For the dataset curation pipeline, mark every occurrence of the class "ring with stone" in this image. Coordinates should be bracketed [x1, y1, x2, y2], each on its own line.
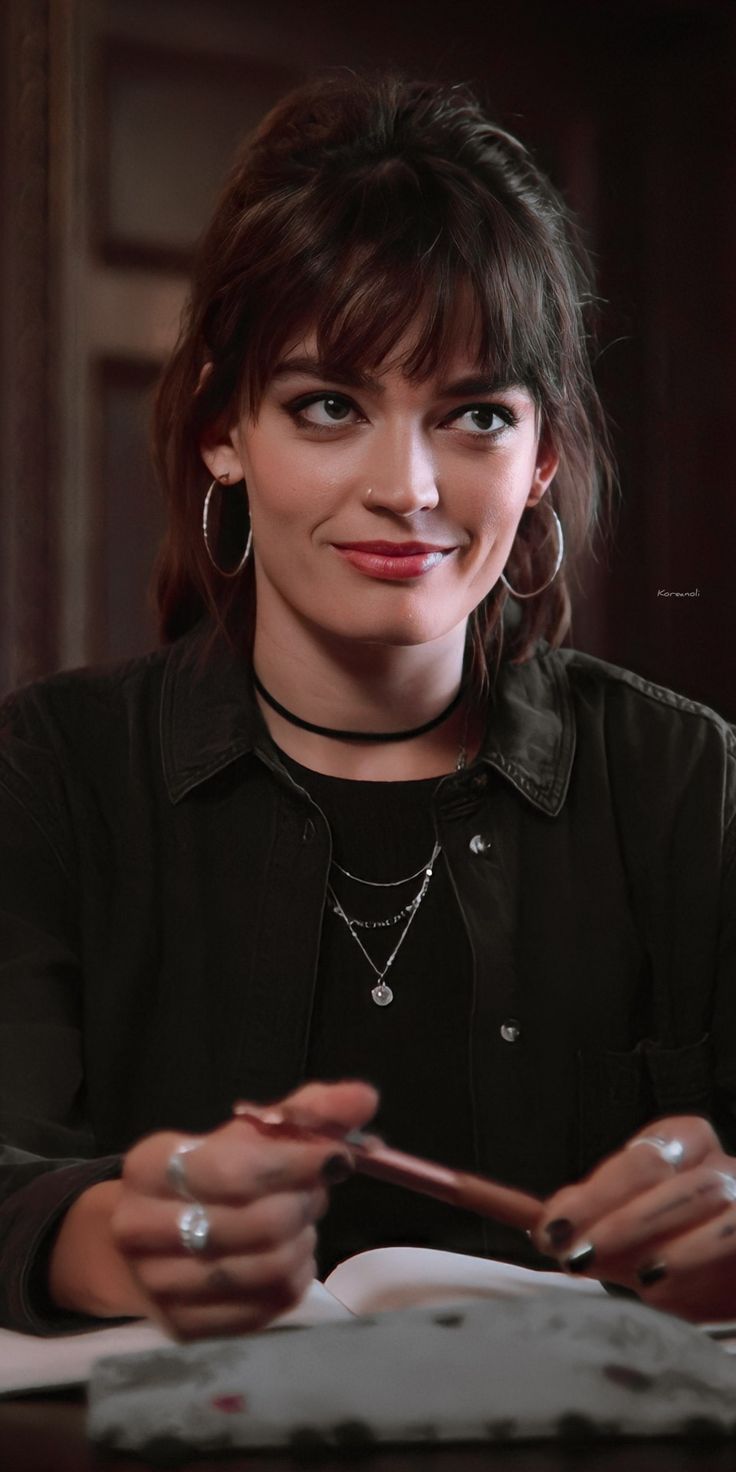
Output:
[178, 1202, 211, 1255]
[626, 1134, 686, 1171]
[166, 1139, 202, 1201]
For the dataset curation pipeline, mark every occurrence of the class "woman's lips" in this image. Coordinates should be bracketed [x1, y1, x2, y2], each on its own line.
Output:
[332, 542, 454, 581]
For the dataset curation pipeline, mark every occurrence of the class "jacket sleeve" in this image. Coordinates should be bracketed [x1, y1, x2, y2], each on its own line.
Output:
[0, 692, 121, 1333]
[713, 798, 736, 1149]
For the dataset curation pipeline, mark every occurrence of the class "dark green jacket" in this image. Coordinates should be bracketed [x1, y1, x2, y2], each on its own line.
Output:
[0, 623, 734, 1331]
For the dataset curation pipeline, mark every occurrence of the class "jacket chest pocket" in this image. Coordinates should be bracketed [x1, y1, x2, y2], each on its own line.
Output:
[576, 1033, 714, 1176]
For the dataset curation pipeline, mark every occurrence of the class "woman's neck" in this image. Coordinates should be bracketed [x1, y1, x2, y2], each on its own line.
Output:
[251, 624, 482, 780]
[262, 698, 483, 780]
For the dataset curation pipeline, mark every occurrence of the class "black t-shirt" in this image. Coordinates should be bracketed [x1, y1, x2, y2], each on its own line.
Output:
[276, 748, 486, 1277]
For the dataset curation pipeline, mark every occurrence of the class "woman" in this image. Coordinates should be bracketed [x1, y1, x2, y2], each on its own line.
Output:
[0, 72, 734, 1341]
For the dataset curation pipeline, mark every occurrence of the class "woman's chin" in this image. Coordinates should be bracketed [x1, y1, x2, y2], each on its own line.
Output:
[320, 616, 458, 649]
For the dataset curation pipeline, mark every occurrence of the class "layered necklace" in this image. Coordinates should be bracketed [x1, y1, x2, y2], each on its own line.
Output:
[255, 670, 470, 1007]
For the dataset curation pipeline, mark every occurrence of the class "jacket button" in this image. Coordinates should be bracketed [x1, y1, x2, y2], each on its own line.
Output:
[469, 833, 492, 855]
[302, 818, 316, 842]
[500, 1019, 521, 1043]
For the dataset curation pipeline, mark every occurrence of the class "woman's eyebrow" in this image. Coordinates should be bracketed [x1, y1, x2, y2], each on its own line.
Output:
[271, 356, 523, 399]
[440, 375, 523, 398]
[271, 356, 380, 390]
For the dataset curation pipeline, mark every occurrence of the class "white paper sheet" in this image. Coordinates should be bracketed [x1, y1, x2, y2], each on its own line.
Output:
[0, 1278, 347, 1395]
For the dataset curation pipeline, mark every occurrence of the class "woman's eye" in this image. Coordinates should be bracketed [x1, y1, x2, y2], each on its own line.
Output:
[451, 404, 516, 435]
[291, 394, 358, 427]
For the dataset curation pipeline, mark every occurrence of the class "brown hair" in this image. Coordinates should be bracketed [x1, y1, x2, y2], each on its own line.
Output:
[152, 70, 613, 689]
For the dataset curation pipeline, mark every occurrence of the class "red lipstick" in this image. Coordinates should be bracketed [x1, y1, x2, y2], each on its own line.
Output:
[332, 541, 454, 581]
[335, 541, 450, 555]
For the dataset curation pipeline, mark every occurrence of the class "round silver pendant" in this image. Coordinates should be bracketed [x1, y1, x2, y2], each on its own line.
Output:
[371, 983, 393, 1007]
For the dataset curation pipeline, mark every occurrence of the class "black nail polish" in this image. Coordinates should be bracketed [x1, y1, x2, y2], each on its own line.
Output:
[565, 1242, 596, 1273]
[545, 1218, 575, 1249]
[637, 1261, 667, 1287]
[321, 1153, 354, 1184]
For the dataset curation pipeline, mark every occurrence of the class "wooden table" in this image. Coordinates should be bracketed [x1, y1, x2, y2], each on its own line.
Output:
[4, 1394, 736, 1472]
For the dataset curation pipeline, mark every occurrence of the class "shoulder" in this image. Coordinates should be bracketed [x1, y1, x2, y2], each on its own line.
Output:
[0, 644, 169, 753]
[0, 646, 174, 867]
[543, 645, 736, 850]
[536, 644, 734, 744]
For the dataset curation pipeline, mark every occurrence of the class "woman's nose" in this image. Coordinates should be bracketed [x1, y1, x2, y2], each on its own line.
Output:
[361, 431, 439, 515]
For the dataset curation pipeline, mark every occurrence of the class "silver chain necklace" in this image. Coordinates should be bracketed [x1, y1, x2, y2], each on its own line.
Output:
[328, 841, 441, 1006]
[328, 712, 470, 1007]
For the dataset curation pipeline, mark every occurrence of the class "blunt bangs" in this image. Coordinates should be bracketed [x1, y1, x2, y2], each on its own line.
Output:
[208, 150, 559, 425]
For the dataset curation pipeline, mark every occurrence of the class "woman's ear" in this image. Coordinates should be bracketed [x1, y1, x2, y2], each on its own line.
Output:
[525, 435, 559, 509]
[196, 362, 246, 484]
[199, 428, 245, 487]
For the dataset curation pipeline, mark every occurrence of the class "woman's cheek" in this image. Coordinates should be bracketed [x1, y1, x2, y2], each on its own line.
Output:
[249, 456, 351, 526]
[463, 478, 521, 545]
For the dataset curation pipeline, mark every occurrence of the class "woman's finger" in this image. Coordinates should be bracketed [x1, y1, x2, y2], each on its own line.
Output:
[552, 1163, 736, 1280]
[153, 1256, 317, 1341]
[113, 1185, 328, 1257]
[125, 1080, 379, 1204]
[277, 1078, 380, 1132]
[131, 1223, 319, 1307]
[124, 1118, 354, 1204]
[534, 1116, 721, 1257]
[633, 1204, 736, 1322]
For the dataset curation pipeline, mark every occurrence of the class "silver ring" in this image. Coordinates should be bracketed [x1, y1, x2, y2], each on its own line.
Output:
[714, 1171, 736, 1202]
[178, 1203, 211, 1255]
[627, 1134, 686, 1171]
[166, 1139, 202, 1201]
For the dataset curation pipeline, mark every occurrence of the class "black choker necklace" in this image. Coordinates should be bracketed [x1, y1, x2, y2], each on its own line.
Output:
[252, 670, 466, 744]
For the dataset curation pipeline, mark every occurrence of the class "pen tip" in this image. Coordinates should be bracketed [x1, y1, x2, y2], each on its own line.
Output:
[344, 1127, 381, 1148]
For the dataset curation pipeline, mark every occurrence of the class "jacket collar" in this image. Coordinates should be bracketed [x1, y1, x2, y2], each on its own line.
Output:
[160, 622, 575, 817]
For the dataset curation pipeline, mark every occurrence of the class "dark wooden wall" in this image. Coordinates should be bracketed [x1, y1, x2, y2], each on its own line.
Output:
[583, 2, 736, 716]
[1, 0, 734, 717]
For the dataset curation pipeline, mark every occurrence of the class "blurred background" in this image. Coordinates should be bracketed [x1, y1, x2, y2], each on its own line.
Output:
[1, 0, 734, 717]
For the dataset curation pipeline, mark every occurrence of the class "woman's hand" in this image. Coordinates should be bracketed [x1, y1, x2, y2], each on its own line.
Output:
[533, 1116, 736, 1322]
[112, 1079, 378, 1339]
[51, 1079, 377, 1340]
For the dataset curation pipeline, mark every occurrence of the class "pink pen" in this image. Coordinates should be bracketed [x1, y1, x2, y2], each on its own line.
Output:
[233, 1102, 541, 1233]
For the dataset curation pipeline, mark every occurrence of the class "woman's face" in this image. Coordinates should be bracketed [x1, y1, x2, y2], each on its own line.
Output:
[203, 319, 559, 652]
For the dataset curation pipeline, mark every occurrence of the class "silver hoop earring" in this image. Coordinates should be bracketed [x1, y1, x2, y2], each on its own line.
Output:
[202, 477, 252, 578]
[500, 506, 564, 600]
